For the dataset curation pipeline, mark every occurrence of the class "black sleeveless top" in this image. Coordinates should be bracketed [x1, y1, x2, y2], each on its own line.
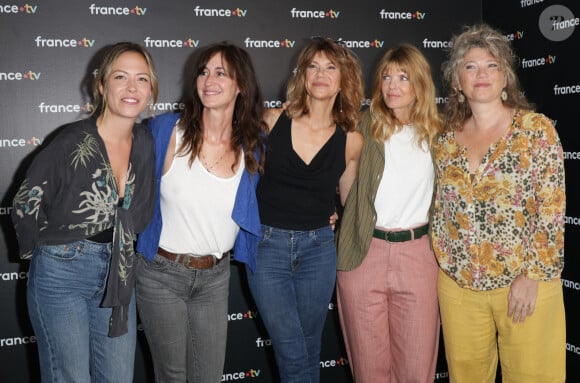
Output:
[257, 113, 347, 230]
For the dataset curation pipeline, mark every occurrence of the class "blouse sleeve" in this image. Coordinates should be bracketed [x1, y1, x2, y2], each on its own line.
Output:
[524, 113, 565, 280]
[11, 139, 64, 259]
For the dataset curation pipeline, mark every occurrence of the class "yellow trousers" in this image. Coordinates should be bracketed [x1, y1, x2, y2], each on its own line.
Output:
[438, 270, 566, 383]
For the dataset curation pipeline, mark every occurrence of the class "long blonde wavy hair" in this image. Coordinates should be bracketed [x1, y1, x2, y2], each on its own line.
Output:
[369, 43, 442, 147]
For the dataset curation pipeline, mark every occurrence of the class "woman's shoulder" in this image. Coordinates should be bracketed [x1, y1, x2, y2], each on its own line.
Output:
[345, 129, 363, 153]
[28, 119, 96, 163]
[518, 109, 550, 123]
[433, 127, 455, 150]
[50, 118, 95, 143]
[145, 112, 181, 143]
[263, 108, 284, 132]
[516, 109, 555, 134]
[148, 112, 181, 130]
[359, 108, 373, 127]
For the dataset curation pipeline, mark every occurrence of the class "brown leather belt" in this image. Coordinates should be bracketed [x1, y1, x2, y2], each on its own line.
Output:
[157, 247, 229, 270]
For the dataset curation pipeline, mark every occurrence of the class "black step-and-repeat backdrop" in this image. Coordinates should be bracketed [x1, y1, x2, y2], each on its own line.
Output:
[0, 1, 577, 382]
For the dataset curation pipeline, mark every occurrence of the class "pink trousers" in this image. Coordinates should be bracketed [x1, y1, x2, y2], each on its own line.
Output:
[337, 234, 440, 383]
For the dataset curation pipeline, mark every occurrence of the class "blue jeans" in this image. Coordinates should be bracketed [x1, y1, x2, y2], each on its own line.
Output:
[246, 225, 337, 383]
[136, 252, 230, 383]
[27, 239, 136, 383]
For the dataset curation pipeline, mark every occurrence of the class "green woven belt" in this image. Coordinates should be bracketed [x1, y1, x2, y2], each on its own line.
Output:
[372, 223, 429, 243]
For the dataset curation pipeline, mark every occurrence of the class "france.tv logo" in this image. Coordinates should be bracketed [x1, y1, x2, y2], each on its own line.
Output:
[89, 4, 147, 16]
[193, 6, 247, 17]
[0, 4, 38, 14]
[0, 70, 41, 81]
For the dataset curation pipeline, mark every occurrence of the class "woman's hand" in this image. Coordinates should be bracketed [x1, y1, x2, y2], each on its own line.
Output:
[507, 274, 539, 324]
[329, 211, 339, 231]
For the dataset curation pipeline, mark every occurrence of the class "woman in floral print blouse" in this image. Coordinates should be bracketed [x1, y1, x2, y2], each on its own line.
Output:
[431, 24, 566, 382]
[12, 42, 158, 382]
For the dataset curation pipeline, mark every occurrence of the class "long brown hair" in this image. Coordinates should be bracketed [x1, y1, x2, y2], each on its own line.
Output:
[177, 42, 266, 174]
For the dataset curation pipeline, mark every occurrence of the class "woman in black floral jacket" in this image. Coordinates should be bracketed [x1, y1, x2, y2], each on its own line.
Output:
[12, 42, 158, 382]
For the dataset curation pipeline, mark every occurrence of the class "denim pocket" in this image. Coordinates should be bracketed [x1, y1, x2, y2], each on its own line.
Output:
[143, 253, 170, 271]
[259, 225, 273, 245]
[39, 242, 82, 260]
[313, 227, 335, 246]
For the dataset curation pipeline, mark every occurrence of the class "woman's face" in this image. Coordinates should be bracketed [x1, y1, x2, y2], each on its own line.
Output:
[381, 66, 416, 123]
[458, 47, 507, 105]
[100, 51, 152, 121]
[196, 52, 240, 111]
[304, 51, 342, 102]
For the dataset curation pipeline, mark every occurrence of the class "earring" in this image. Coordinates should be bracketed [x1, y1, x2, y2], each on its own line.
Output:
[338, 91, 343, 113]
[457, 91, 465, 104]
[501, 90, 508, 101]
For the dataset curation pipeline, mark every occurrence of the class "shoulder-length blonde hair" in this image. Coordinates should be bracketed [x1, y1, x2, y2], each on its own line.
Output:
[369, 43, 441, 146]
[92, 42, 159, 118]
[442, 23, 533, 131]
[285, 38, 364, 132]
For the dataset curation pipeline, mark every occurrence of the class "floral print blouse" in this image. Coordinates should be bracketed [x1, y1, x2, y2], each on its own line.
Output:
[12, 117, 155, 335]
[431, 110, 565, 290]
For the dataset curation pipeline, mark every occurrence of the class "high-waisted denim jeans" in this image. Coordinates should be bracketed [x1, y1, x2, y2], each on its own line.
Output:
[27, 239, 136, 383]
[136, 251, 230, 383]
[246, 225, 337, 383]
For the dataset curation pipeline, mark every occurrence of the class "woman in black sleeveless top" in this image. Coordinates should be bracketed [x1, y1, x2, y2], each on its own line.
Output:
[246, 38, 364, 383]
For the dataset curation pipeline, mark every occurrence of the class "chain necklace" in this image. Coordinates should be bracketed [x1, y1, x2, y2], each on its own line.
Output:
[199, 148, 228, 173]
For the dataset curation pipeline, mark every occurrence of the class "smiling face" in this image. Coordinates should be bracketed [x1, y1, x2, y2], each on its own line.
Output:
[99, 51, 152, 122]
[381, 66, 416, 123]
[458, 47, 507, 105]
[196, 52, 240, 111]
[304, 51, 342, 102]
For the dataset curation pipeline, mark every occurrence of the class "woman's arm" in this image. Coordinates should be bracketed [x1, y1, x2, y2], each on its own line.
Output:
[508, 113, 565, 323]
[338, 130, 363, 206]
[12, 138, 63, 258]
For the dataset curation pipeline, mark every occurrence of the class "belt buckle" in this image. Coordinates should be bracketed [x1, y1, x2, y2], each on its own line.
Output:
[178, 253, 193, 269]
[384, 231, 395, 242]
[189, 254, 215, 269]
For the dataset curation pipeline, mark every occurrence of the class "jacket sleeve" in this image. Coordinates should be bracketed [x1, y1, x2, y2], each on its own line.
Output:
[135, 113, 181, 259]
[11, 139, 64, 259]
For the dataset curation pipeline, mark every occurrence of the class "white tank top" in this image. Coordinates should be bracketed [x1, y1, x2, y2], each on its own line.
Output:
[158, 128, 244, 258]
[374, 125, 434, 229]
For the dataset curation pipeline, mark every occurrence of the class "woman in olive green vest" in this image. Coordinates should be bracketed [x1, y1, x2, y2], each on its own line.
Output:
[336, 43, 442, 383]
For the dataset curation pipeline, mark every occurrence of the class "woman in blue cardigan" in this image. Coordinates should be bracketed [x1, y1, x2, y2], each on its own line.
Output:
[136, 42, 266, 383]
